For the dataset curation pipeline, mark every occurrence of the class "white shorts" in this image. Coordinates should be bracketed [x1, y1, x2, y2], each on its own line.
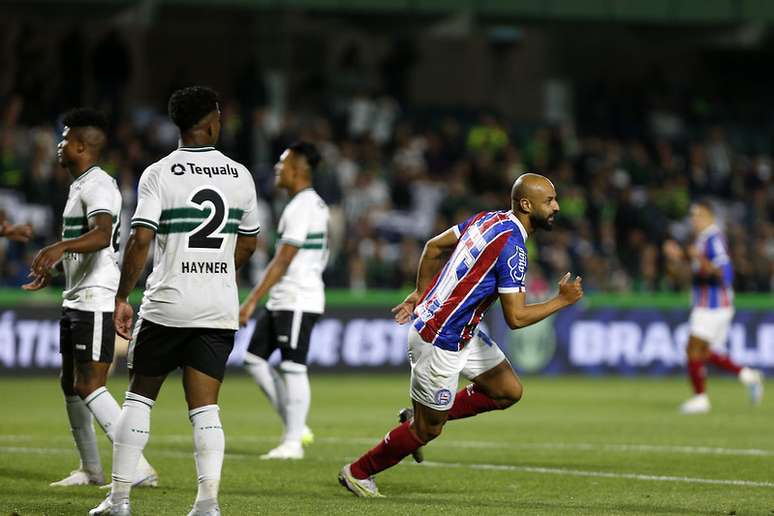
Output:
[689, 307, 734, 351]
[408, 326, 507, 411]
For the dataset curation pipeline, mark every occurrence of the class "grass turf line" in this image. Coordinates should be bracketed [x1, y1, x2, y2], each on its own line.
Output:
[0, 374, 771, 515]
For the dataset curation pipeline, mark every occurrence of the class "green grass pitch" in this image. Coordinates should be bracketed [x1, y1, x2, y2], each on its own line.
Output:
[1, 373, 771, 515]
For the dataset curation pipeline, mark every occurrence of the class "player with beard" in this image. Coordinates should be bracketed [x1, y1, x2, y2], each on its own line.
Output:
[339, 173, 584, 497]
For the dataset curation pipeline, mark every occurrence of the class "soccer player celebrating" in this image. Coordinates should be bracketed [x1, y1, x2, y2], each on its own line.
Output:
[239, 141, 329, 460]
[339, 173, 583, 497]
[663, 201, 764, 414]
[22, 108, 157, 488]
[90, 87, 259, 516]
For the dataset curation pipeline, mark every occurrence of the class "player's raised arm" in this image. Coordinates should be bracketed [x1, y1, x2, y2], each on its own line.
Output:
[392, 226, 459, 324]
[499, 272, 582, 330]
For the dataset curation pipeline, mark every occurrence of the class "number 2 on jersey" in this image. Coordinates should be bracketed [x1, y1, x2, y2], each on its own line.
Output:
[186, 186, 228, 251]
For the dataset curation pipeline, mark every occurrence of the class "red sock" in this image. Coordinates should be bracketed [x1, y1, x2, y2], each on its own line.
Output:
[707, 352, 742, 374]
[350, 421, 424, 480]
[448, 384, 500, 421]
[687, 359, 707, 394]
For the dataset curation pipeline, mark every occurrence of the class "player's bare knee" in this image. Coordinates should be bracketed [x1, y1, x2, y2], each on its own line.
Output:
[500, 382, 523, 407]
[74, 377, 103, 399]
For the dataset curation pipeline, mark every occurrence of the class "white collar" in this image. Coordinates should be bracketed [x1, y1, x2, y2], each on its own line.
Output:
[698, 224, 719, 238]
[508, 211, 528, 241]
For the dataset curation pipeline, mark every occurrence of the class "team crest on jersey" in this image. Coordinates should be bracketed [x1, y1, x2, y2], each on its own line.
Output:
[171, 163, 186, 175]
[434, 389, 453, 406]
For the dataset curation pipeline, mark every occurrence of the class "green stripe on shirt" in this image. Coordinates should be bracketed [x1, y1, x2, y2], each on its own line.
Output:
[159, 207, 245, 221]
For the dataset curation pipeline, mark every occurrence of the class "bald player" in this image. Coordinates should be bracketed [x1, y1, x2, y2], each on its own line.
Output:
[339, 173, 584, 497]
[23, 108, 158, 488]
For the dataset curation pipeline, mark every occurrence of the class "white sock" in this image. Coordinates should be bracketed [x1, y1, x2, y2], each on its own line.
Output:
[280, 361, 310, 444]
[65, 395, 102, 473]
[190, 404, 224, 504]
[244, 353, 287, 425]
[110, 392, 154, 503]
[84, 387, 154, 474]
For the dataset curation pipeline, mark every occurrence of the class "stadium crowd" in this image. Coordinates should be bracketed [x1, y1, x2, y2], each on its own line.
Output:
[0, 91, 772, 296]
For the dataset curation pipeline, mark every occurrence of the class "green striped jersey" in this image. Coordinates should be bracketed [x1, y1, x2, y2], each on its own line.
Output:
[268, 188, 329, 314]
[61, 166, 122, 312]
[131, 146, 261, 329]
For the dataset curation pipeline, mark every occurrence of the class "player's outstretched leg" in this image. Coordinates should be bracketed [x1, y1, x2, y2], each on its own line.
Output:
[398, 408, 423, 463]
[340, 403, 444, 497]
[681, 336, 711, 414]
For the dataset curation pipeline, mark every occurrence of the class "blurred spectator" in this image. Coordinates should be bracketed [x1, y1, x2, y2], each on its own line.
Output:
[0, 88, 771, 295]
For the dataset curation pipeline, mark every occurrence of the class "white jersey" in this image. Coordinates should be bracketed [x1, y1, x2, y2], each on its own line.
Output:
[267, 188, 329, 314]
[61, 166, 122, 312]
[131, 146, 261, 330]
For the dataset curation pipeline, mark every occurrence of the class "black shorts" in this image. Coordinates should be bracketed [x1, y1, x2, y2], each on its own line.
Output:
[60, 308, 115, 363]
[129, 318, 235, 382]
[245, 308, 320, 365]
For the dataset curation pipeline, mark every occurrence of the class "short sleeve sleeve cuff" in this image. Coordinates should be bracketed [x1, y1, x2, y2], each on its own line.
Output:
[238, 226, 261, 236]
[498, 286, 526, 294]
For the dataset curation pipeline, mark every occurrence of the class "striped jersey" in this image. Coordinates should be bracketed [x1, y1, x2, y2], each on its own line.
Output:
[61, 166, 122, 312]
[131, 146, 261, 330]
[414, 210, 529, 351]
[267, 188, 329, 314]
[692, 224, 734, 309]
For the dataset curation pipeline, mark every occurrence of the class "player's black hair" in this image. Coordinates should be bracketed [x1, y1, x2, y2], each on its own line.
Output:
[288, 141, 321, 171]
[168, 86, 220, 133]
[61, 108, 108, 133]
[692, 198, 715, 214]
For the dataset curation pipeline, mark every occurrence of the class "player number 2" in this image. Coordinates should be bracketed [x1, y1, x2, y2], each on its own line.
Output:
[187, 188, 227, 250]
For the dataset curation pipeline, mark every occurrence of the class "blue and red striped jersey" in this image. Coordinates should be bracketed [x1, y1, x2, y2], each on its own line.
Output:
[413, 210, 529, 351]
[692, 225, 734, 309]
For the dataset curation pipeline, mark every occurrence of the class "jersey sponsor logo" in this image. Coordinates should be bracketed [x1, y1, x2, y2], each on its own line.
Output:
[507, 246, 527, 283]
[171, 162, 239, 178]
[434, 388, 453, 406]
[75, 344, 87, 350]
[180, 261, 228, 274]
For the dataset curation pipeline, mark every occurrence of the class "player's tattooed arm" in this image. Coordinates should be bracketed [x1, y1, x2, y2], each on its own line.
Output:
[500, 272, 583, 329]
[239, 243, 299, 326]
[114, 226, 155, 339]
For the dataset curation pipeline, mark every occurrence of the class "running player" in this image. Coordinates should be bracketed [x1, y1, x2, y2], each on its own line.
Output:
[90, 87, 259, 516]
[663, 201, 764, 414]
[239, 141, 329, 460]
[338, 173, 583, 497]
[22, 108, 157, 488]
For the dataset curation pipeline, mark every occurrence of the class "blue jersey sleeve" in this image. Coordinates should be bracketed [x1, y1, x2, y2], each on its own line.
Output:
[494, 233, 528, 294]
[706, 234, 733, 285]
[453, 212, 485, 238]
